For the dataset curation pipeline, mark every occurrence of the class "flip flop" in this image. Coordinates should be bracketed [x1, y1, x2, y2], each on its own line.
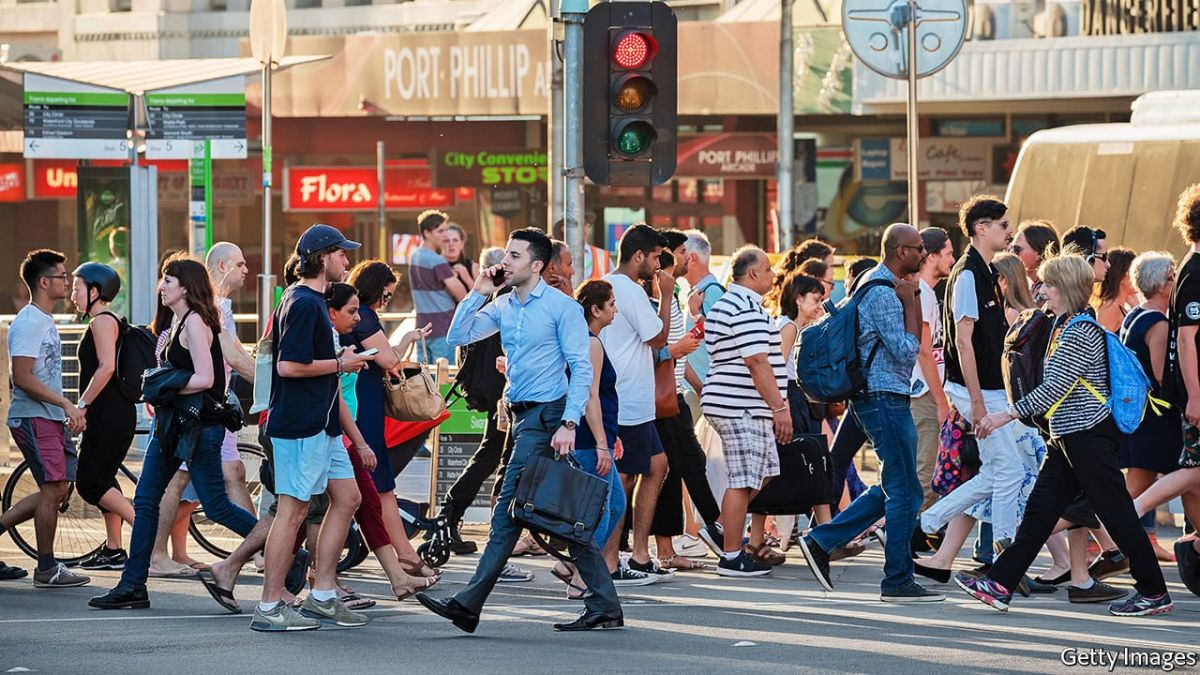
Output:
[148, 565, 196, 578]
[187, 562, 212, 571]
[196, 568, 241, 614]
[340, 594, 377, 610]
[0, 561, 28, 580]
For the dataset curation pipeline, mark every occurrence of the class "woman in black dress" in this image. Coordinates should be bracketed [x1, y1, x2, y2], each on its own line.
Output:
[71, 263, 137, 570]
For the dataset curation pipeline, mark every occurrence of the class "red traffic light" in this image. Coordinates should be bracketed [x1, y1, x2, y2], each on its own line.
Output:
[612, 31, 656, 70]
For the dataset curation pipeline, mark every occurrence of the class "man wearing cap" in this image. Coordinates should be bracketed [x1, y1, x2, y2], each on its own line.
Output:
[252, 224, 375, 632]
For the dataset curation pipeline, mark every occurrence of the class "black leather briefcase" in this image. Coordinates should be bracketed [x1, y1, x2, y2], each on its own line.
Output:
[511, 453, 608, 560]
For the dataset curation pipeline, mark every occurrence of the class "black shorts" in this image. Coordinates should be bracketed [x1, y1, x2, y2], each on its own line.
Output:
[615, 421, 665, 476]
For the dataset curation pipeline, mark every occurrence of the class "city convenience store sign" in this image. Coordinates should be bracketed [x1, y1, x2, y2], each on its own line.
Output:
[432, 149, 548, 187]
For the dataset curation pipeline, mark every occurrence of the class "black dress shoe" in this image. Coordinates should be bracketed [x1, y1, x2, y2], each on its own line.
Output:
[416, 593, 479, 633]
[912, 561, 951, 584]
[553, 610, 624, 631]
[88, 586, 150, 610]
[1036, 569, 1071, 586]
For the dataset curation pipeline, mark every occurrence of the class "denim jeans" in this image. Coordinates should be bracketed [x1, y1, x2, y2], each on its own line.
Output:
[118, 422, 257, 591]
[974, 521, 994, 564]
[455, 399, 620, 617]
[424, 336, 457, 366]
[574, 447, 626, 546]
[808, 393, 921, 593]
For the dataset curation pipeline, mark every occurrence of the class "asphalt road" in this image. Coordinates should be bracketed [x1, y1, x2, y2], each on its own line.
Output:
[1, 533, 1197, 675]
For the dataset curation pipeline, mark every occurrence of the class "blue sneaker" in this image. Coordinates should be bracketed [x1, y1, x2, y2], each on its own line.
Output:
[953, 571, 1012, 612]
[1108, 592, 1173, 617]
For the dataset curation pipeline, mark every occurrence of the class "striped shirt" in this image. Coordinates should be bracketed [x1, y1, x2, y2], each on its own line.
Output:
[701, 283, 787, 420]
[669, 291, 687, 390]
[409, 246, 457, 339]
[1013, 313, 1111, 437]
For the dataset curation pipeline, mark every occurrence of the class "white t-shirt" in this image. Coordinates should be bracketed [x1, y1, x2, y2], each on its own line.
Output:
[7, 304, 65, 421]
[910, 277, 945, 397]
[599, 273, 662, 425]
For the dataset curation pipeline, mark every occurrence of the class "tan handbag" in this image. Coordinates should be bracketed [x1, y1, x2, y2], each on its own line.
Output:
[654, 358, 680, 419]
[384, 337, 448, 422]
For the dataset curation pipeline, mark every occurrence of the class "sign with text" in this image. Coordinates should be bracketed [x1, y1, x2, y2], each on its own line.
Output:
[1081, 0, 1200, 35]
[675, 133, 778, 178]
[431, 386, 492, 519]
[284, 163, 455, 212]
[23, 74, 131, 160]
[0, 163, 24, 202]
[145, 76, 248, 160]
[856, 137, 994, 182]
[432, 149, 548, 187]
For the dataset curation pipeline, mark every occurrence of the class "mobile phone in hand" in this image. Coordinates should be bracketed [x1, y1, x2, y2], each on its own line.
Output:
[358, 347, 379, 357]
[491, 267, 508, 286]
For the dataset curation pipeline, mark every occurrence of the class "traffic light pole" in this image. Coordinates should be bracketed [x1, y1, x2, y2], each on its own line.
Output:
[562, 0, 587, 288]
[777, 0, 795, 252]
[548, 0, 565, 231]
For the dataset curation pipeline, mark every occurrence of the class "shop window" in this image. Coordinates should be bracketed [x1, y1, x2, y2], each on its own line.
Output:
[931, 118, 1004, 137]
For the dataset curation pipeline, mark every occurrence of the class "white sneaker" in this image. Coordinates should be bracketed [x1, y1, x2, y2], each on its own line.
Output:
[673, 535, 708, 559]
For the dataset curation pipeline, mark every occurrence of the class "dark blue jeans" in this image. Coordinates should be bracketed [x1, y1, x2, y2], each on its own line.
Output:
[455, 398, 620, 617]
[809, 393, 922, 593]
[118, 422, 257, 591]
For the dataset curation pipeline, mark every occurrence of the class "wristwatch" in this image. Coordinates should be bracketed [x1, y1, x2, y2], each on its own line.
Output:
[77, 400, 88, 410]
[559, 420, 577, 431]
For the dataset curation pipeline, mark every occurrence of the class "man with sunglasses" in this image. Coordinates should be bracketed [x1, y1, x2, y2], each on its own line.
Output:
[0, 250, 90, 588]
[919, 196, 1028, 563]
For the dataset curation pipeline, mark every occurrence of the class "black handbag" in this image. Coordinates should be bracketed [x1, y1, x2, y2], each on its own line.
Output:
[749, 434, 835, 515]
[510, 453, 608, 562]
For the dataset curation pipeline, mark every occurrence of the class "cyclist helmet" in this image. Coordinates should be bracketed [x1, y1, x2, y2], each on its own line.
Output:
[73, 262, 121, 304]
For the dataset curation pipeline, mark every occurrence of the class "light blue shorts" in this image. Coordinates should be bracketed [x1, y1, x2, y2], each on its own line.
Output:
[270, 432, 355, 500]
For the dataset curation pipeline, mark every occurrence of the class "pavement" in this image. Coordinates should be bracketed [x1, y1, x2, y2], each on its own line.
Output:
[1, 527, 1198, 675]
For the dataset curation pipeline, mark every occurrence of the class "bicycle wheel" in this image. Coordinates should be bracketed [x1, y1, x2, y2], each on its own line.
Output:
[1, 461, 137, 565]
[188, 442, 266, 558]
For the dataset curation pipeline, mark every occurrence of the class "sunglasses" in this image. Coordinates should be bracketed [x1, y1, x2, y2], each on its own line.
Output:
[43, 274, 70, 282]
[895, 243, 926, 253]
[382, 290, 394, 302]
[1089, 252, 1108, 264]
[1010, 244, 1026, 255]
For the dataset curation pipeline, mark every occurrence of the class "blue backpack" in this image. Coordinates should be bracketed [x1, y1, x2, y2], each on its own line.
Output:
[1047, 314, 1167, 434]
[795, 278, 894, 404]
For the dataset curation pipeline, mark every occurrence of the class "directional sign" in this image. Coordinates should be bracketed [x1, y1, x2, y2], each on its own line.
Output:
[144, 76, 248, 160]
[23, 74, 131, 160]
[843, 0, 968, 80]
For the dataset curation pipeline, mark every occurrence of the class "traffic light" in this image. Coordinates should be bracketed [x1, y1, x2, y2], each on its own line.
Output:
[583, 1, 677, 187]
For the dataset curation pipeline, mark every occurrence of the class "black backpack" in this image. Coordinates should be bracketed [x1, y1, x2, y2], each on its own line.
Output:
[1001, 307, 1053, 432]
[99, 311, 157, 402]
[451, 332, 506, 412]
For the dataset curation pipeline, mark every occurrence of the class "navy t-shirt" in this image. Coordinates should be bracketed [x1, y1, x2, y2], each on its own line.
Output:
[345, 305, 386, 459]
[266, 284, 342, 439]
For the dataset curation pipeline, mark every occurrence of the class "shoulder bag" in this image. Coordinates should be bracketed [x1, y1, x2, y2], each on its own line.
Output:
[384, 336, 448, 422]
[510, 452, 609, 562]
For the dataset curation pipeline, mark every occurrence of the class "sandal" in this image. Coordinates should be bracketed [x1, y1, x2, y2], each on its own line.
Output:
[748, 543, 787, 567]
[392, 575, 438, 602]
[565, 580, 592, 601]
[340, 593, 377, 610]
[660, 555, 709, 572]
[196, 568, 241, 614]
[400, 557, 441, 579]
[550, 562, 577, 586]
[512, 535, 547, 557]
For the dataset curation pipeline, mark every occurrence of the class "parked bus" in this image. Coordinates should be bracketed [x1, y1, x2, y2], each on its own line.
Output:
[1006, 91, 1200, 256]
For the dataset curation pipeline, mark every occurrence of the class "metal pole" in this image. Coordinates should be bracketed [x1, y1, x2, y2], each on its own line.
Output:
[778, 0, 795, 252]
[258, 62, 276, 337]
[562, 0, 587, 288]
[548, 0, 565, 232]
[906, 0, 920, 228]
[377, 141, 386, 258]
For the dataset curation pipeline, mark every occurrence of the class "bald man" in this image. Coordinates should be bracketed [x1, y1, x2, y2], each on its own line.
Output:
[797, 223, 943, 603]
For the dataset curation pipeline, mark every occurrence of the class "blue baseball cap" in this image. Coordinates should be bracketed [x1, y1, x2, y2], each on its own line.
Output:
[297, 223, 361, 256]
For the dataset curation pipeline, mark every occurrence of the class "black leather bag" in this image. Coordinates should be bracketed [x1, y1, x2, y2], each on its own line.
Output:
[749, 434, 835, 515]
[510, 453, 608, 562]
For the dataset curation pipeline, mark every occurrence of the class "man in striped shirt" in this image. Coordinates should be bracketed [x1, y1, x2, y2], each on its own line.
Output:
[410, 210, 469, 365]
[702, 246, 791, 577]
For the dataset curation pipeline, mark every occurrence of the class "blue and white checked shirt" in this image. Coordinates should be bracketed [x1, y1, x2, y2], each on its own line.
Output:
[856, 264, 920, 396]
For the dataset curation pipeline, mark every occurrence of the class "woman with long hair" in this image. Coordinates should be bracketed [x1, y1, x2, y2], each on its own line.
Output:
[344, 260, 435, 579]
[1011, 220, 1060, 303]
[993, 252, 1036, 322]
[71, 263, 136, 571]
[91, 254, 260, 610]
[1097, 247, 1137, 332]
[443, 223, 479, 293]
[325, 282, 436, 600]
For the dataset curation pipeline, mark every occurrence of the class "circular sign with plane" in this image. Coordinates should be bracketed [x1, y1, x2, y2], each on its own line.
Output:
[843, 0, 968, 80]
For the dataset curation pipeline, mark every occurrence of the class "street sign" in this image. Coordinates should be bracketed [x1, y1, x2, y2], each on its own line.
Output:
[189, 140, 213, 258]
[22, 74, 131, 160]
[843, 0, 967, 80]
[144, 76, 248, 160]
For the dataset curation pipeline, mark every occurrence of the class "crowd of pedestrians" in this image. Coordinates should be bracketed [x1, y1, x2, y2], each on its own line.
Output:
[2, 189, 1199, 632]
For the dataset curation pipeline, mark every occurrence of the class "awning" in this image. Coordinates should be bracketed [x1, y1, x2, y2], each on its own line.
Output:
[0, 56, 328, 96]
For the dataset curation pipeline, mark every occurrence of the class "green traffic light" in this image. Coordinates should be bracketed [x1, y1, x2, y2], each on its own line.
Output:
[614, 122, 655, 157]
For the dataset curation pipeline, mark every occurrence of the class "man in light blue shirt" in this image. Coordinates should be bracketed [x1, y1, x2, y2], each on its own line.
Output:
[681, 230, 726, 384]
[417, 228, 622, 633]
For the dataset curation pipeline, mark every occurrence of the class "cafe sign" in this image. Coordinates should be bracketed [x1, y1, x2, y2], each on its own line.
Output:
[856, 137, 994, 182]
[432, 149, 548, 187]
[285, 163, 455, 212]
